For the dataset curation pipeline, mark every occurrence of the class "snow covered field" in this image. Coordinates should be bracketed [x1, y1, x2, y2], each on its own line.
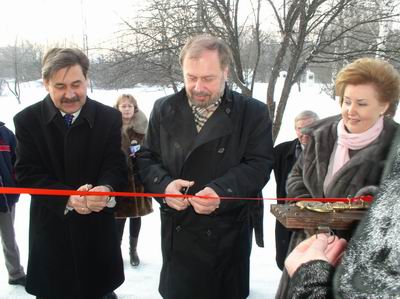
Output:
[1, 80, 396, 298]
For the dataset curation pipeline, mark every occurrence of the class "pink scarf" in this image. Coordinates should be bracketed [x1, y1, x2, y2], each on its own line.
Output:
[331, 116, 384, 176]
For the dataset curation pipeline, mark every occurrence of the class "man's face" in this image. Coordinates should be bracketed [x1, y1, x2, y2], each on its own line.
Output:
[44, 64, 88, 114]
[295, 117, 316, 145]
[182, 50, 228, 108]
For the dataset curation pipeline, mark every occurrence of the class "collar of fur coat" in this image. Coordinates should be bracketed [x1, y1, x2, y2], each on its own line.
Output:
[123, 110, 148, 135]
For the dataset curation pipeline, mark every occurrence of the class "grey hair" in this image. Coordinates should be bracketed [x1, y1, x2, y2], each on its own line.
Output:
[294, 110, 319, 123]
[179, 34, 233, 70]
[42, 48, 89, 80]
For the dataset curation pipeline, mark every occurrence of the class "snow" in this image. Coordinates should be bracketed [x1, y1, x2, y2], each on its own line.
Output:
[0, 81, 398, 298]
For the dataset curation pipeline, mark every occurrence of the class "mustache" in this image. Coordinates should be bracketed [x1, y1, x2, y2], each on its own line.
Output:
[61, 96, 80, 104]
[192, 91, 211, 97]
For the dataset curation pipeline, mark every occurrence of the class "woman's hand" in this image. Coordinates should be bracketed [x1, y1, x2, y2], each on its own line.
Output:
[285, 233, 347, 277]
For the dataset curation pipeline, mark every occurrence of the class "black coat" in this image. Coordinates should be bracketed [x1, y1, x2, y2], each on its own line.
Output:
[137, 87, 274, 299]
[0, 122, 19, 212]
[14, 95, 127, 299]
[273, 138, 299, 270]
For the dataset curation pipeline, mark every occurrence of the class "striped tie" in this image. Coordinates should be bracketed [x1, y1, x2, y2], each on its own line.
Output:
[63, 114, 74, 128]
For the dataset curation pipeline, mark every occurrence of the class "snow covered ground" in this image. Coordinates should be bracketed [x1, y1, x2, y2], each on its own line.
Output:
[1, 81, 397, 298]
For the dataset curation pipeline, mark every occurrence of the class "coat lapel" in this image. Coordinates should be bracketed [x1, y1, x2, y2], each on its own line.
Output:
[162, 87, 234, 155]
[192, 105, 232, 149]
[162, 91, 197, 153]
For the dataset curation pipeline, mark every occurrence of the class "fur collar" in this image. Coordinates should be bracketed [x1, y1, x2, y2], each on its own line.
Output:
[123, 110, 148, 135]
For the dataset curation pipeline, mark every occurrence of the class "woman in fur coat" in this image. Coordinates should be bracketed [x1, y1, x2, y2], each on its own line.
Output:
[114, 94, 153, 266]
[285, 129, 400, 298]
[275, 58, 400, 298]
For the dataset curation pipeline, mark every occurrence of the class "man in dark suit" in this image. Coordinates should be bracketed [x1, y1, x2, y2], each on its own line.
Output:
[273, 110, 319, 270]
[14, 48, 127, 299]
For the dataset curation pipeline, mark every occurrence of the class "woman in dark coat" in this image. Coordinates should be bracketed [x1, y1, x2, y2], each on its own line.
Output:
[114, 94, 152, 266]
[286, 129, 400, 298]
[276, 57, 400, 298]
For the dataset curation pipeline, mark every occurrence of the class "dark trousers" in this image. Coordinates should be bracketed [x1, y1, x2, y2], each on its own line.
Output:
[115, 217, 141, 243]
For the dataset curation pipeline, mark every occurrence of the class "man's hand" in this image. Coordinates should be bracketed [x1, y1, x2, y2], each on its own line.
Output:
[189, 187, 220, 215]
[285, 233, 347, 277]
[67, 184, 92, 215]
[86, 185, 111, 212]
[164, 179, 194, 211]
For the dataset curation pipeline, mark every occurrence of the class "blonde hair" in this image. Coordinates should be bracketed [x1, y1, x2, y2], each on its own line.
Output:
[335, 58, 400, 117]
[114, 94, 138, 109]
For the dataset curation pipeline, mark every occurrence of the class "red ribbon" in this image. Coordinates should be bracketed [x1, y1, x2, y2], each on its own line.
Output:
[0, 187, 373, 203]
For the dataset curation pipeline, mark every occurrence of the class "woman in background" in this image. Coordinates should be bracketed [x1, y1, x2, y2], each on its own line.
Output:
[276, 57, 400, 298]
[114, 94, 152, 266]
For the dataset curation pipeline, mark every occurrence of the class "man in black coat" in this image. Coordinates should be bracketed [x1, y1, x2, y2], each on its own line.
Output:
[273, 110, 318, 270]
[0, 122, 26, 287]
[137, 35, 274, 299]
[14, 48, 127, 299]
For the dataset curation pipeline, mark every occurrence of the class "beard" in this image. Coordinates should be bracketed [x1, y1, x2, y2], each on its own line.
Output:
[187, 83, 225, 108]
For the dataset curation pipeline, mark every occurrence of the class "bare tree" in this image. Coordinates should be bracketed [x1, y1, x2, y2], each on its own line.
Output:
[95, 0, 400, 142]
[198, 0, 264, 96]
[95, 0, 266, 95]
[266, 0, 400, 141]
[98, 0, 201, 92]
[0, 39, 43, 103]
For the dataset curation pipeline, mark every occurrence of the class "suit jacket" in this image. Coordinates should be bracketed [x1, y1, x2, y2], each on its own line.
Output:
[273, 138, 299, 270]
[14, 95, 127, 299]
[137, 87, 274, 299]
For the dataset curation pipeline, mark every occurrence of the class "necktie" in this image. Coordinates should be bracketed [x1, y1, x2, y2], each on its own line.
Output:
[64, 114, 74, 128]
[295, 142, 302, 159]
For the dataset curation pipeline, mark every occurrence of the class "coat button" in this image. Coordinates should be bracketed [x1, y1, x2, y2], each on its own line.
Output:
[153, 176, 159, 183]
[225, 108, 231, 114]
[227, 188, 233, 193]
[176, 225, 182, 232]
[217, 147, 225, 154]
[206, 229, 212, 236]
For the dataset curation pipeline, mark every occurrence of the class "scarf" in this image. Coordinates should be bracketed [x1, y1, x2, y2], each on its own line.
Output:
[331, 116, 384, 176]
[190, 98, 221, 132]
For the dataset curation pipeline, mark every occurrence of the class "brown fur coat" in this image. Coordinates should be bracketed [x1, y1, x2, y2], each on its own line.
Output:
[115, 109, 153, 218]
[287, 115, 398, 199]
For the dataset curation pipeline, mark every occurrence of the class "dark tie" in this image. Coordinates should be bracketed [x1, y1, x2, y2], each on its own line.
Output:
[63, 114, 74, 128]
[295, 142, 302, 159]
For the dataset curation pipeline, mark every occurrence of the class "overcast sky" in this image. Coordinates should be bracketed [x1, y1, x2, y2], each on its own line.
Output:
[0, 0, 142, 47]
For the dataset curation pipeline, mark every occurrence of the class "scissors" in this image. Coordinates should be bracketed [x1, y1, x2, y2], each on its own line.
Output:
[182, 185, 190, 199]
